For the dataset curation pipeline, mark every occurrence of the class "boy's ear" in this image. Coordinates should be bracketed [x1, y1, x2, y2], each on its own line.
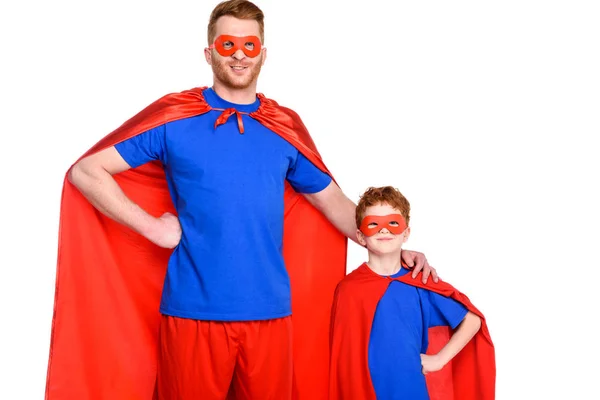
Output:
[357, 229, 367, 247]
[402, 227, 411, 243]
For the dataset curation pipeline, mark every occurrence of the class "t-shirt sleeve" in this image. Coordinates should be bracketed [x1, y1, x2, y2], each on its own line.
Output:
[286, 151, 332, 194]
[427, 291, 469, 329]
[114, 124, 167, 168]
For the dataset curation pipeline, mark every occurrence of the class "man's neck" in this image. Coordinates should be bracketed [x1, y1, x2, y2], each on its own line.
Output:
[366, 250, 403, 276]
[212, 81, 257, 105]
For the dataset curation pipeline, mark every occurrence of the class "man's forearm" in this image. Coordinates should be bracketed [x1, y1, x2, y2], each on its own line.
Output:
[303, 182, 359, 243]
[68, 163, 157, 237]
[322, 195, 358, 243]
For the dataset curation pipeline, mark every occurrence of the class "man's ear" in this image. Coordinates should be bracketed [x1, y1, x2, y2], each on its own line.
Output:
[261, 47, 267, 66]
[204, 47, 212, 65]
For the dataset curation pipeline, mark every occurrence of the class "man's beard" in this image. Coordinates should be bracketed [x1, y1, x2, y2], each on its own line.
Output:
[212, 56, 263, 90]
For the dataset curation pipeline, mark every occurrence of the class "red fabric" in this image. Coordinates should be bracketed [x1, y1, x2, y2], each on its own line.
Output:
[158, 316, 293, 400]
[359, 214, 406, 236]
[45, 87, 347, 400]
[214, 107, 246, 133]
[210, 35, 262, 58]
[329, 263, 495, 400]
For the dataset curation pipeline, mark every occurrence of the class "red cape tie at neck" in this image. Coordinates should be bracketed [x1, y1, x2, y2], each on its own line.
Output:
[214, 107, 246, 134]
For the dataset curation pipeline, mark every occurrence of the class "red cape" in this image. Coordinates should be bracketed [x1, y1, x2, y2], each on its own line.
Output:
[329, 263, 495, 400]
[45, 87, 347, 400]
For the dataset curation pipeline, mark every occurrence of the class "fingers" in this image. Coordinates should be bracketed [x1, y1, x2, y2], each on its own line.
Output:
[411, 266, 421, 279]
[402, 250, 415, 269]
[403, 251, 436, 282]
[410, 255, 423, 278]
[421, 265, 431, 284]
[411, 256, 424, 279]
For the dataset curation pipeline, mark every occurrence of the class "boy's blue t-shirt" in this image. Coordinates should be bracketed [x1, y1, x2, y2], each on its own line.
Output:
[368, 267, 468, 400]
[114, 88, 332, 321]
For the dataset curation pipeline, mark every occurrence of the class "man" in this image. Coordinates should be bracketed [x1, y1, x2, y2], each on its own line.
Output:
[44, 1, 436, 399]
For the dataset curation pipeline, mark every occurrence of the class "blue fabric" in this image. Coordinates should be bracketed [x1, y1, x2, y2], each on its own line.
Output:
[114, 88, 332, 321]
[368, 268, 468, 399]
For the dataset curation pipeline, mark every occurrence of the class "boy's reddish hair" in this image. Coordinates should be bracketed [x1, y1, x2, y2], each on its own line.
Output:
[355, 186, 411, 228]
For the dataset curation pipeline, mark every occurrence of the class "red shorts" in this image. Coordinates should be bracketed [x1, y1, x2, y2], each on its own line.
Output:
[157, 315, 293, 400]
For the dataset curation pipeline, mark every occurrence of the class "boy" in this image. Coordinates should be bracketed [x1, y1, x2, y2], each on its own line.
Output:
[329, 186, 496, 400]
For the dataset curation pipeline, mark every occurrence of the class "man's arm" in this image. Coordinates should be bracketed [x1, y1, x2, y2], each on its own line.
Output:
[420, 311, 482, 374]
[302, 181, 359, 243]
[68, 146, 180, 248]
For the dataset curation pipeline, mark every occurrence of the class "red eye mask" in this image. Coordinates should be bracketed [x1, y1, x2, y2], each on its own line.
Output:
[209, 35, 262, 58]
[359, 214, 407, 237]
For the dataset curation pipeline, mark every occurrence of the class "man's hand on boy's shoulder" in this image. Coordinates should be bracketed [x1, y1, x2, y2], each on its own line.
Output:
[420, 353, 445, 374]
[401, 249, 439, 283]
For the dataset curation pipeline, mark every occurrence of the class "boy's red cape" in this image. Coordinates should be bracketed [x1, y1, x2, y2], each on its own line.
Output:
[44, 87, 347, 400]
[329, 263, 495, 400]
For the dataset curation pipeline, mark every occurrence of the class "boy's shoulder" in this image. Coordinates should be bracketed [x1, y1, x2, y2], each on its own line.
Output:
[334, 263, 386, 299]
[335, 267, 360, 296]
[335, 264, 368, 290]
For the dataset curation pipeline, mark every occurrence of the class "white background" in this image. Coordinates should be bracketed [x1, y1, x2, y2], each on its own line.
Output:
[1, 1, 599, 398]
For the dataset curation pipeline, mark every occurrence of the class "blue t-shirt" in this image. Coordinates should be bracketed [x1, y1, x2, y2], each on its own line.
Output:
[368, 268, 468, 400]
[114, 87, 332, 321]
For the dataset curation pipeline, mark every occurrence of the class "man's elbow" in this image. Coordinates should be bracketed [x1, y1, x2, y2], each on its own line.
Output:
[67, 159, 97, 189]
[67, 162, 82, 186]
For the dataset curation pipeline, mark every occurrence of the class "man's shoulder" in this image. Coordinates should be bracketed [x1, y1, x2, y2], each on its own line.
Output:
[257, 93, 302, 117]
[153, 86, 207, 99]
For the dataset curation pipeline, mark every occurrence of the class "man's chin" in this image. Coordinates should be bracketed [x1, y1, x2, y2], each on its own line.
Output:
[218, 74, 255, 90]
[213, 62, 261, 91]
[228, 80, 253, 90]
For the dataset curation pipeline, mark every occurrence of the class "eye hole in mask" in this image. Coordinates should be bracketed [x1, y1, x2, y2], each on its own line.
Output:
[209, 35, 262, 58]
[359, 214, 407, 237]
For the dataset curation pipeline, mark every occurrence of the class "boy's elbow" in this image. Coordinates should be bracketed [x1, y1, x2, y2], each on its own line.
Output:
[461, 311, 481, 333]
[469, 312, 482, 331]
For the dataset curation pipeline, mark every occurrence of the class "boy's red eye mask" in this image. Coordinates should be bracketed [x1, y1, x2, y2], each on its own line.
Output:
[359, 214, 407, 237]
[209, 35, 262, 58]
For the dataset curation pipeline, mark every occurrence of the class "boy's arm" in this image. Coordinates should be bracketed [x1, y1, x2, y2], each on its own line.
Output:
[420, 311, 482, 374]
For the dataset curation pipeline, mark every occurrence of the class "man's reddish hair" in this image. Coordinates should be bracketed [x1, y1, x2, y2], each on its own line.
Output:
[207, 0, 265, 44]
